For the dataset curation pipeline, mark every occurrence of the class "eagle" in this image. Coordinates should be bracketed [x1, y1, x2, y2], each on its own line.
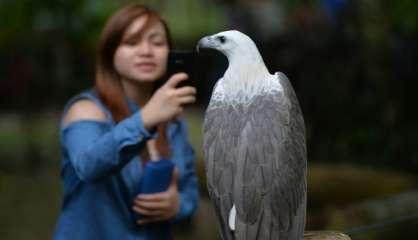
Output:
[197, 30, 307, 240]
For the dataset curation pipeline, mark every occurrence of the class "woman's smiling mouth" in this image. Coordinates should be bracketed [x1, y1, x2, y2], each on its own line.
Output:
[136, 62, 157, 72]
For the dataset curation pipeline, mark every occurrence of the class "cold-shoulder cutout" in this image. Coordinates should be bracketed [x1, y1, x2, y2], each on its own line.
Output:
[62, 99, 108, 127]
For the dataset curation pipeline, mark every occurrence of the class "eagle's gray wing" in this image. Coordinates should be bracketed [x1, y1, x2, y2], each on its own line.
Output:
[269, 72, 307, 239]
[203, 72, 306, 240]
[203, 81, 236, 240]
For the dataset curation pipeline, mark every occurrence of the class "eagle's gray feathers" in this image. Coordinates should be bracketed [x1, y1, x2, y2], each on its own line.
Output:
[203, 72, 307, 240]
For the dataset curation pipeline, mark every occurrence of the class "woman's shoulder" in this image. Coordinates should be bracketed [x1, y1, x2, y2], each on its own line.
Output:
[61, 89, 110, 128]
[63, 100, 107, 126]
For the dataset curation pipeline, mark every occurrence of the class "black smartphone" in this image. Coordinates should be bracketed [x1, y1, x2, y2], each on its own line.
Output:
[166, 50, 196, 88]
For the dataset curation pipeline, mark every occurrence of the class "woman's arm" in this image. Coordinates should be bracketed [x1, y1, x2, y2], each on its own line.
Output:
[62, 74, 196, 182]
[62, 100, 153, 182]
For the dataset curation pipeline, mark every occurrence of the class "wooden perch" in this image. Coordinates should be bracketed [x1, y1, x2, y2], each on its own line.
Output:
[304, 231, 351, 240]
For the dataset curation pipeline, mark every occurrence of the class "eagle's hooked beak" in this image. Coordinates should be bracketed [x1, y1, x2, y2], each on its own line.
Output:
[196, 36, 214, 53]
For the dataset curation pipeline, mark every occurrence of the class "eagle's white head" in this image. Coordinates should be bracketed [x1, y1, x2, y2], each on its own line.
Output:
[197, 30, 260, 61]
[197, 30, 280, 103]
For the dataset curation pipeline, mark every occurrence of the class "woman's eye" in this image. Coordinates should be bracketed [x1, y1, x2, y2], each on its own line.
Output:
[152, 41, 165, 46]
[150, 38, 167, 46]
[122, 38, 138, 46]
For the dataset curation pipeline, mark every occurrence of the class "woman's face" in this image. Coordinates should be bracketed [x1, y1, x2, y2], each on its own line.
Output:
[114, 16, 169, 83]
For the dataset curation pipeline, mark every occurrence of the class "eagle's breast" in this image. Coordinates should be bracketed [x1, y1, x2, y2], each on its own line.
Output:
[212, 73, 283, 107]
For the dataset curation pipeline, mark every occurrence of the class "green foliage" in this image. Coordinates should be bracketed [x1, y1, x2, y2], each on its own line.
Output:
[308, 164, 417, 209]
[0, 113, 59, 172]
[0, 0, 226, 49]
[0, 0, 34, 45]
[389, 0, 418, 34]
[0, 0, 119, 48]
[159, 0, 226, 43]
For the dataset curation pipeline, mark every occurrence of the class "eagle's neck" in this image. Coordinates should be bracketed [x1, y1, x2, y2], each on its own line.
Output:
[219, 49, 281, 104]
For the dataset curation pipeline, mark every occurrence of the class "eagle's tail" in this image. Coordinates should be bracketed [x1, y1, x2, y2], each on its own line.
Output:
[234, 207, 276, 240]
[233, 205, 305, 240]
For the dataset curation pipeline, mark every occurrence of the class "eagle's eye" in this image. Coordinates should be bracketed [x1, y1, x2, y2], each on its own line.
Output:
[217, 36, 226, 43]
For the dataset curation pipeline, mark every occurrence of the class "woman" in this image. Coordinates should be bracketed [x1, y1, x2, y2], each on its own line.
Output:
[53, 4, 199, 240]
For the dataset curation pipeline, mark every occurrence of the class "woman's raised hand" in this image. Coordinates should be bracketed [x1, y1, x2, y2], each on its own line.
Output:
[141, 73, 196, 130]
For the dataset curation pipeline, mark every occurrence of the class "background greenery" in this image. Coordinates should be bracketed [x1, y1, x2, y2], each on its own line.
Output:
[1, 0, 417, 239]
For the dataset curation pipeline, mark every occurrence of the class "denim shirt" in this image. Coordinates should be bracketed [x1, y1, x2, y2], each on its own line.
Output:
[53, 90, 199, 240]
